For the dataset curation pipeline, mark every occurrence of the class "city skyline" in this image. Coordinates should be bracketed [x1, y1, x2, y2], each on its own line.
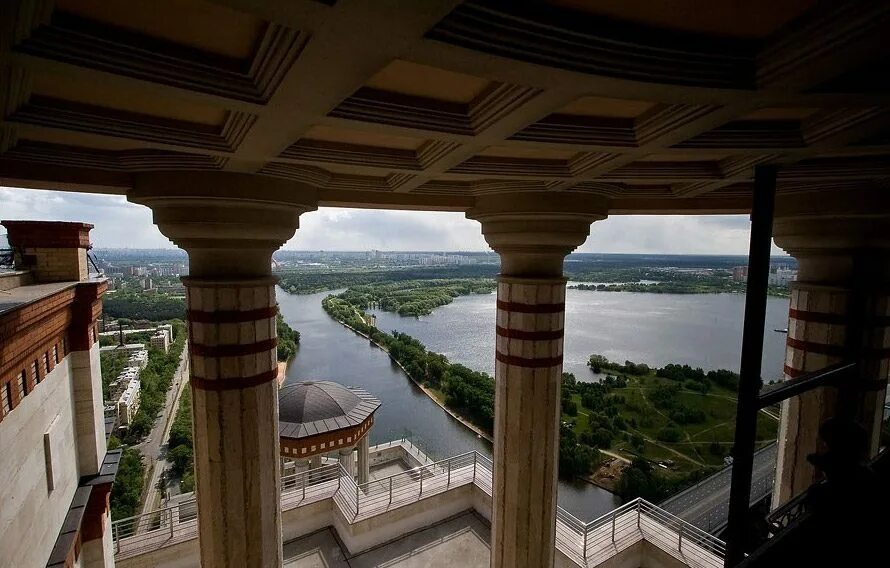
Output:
[1, 185, 784, 255]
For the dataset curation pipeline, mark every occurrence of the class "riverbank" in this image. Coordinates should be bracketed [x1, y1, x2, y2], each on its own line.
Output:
[329, 313, 494, 443]
[584, 457, 629, 493]
[277, 361, 288, 387]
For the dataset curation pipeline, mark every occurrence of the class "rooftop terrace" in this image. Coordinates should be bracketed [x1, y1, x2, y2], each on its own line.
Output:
[112, 444, 724, 568]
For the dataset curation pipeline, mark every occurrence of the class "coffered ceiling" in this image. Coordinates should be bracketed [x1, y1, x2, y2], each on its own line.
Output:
[1, 0, 889, 213]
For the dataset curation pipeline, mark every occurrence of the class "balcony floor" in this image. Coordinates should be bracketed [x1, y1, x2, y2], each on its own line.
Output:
[283, 511, 490, 567]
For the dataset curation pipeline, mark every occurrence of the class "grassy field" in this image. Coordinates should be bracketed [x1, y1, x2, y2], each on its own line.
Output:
[568, 373, 778, 475]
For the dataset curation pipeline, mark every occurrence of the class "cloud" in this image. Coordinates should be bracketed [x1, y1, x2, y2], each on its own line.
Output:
[2, 186, 782, 254]
[288, 208, 485, 251]
[1, 186, 172, 248]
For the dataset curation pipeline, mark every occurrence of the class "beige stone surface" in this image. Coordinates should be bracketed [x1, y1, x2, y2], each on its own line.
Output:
[773, 216, 890, 507]
[0, 358, 79, 568]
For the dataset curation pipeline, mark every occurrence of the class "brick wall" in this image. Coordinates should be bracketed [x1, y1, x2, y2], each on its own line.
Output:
[1, 220, 93, 283]
[0, 281, 106, 424]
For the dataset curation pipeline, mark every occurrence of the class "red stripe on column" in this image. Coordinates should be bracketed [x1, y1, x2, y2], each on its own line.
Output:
[788, 309, 846, 325]
[496, 326, 564, 340]
[495, 351, 563, 368]
[496, 300, 565, 314]
[784, 365, 804, 378]
[187, 306, 278, 323]
[786, 337, 846, 357]
[191, 369, 278, 391]
[191, 338, 278, 357]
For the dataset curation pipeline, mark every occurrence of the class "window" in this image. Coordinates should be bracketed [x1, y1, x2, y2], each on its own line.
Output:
[43, 353, 49, 375]
[32, 361, 39, 384]
[16, 371, 27, 399]
[53, 345, 59, 364]
[62, 338, 67, 355]
[2, 382, 11, 415]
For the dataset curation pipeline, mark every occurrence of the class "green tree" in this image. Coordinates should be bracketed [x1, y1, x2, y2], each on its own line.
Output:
[588, 354, 611, 373]
[110, 448, 145, 520]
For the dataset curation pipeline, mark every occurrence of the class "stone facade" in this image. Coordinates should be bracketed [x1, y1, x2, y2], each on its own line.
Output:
[0, 220, 113, 567]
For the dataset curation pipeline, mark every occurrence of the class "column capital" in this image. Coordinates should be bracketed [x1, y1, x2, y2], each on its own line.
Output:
[129, 172, 318, 278]
[774, 187, 890, 256]
[467, 193, 608, 277]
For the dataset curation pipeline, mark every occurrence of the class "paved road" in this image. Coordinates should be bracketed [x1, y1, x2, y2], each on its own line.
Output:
[137, 345, 189, 522]
[661, 442, 777, 533]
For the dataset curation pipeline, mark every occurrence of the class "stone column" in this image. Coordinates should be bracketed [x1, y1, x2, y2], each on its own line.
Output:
[131, 173, 316, 568]
[339, 447, 355, 477]
[310, 455, 323, 469]
[294, 458, 310, 473]
[772, 210, 890, 507]
[357, 435, 370, 484]
[468, 194, 606, 568]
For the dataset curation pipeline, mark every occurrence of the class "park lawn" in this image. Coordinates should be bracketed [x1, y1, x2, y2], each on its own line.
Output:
[570, 395, 590, 430]
[567, 373, 780, 472]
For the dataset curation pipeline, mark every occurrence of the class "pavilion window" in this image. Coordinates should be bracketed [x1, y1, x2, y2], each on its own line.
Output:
[32, 361, 39, 385]
[53, 345, 58, 364]
[42, 354, 49, 375]
[1, 381, 11, 415]
[17, 371, 27, 400]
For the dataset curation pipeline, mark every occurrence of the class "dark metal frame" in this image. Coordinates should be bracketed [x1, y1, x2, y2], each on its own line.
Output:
[723, 166, 861, 566]
[724, 165, 777, 566]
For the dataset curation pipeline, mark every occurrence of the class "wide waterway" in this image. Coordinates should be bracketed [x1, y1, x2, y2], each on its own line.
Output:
[279, 287, 790, 522]
[278, 288, 622, 521]
[369, 288, 790, 382]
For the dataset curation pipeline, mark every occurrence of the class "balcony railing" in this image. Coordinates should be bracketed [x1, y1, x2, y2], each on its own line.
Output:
[111, 448, 725, 567]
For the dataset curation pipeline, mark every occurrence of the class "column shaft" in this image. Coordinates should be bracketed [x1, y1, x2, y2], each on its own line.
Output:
[357, 435, 370, 484]
[491, 277, 565, 568]
[467, 193, 604, 568]
[774, 275, 890, 505]
[338, 448, 356, 477]
[186, 278, 282, 567]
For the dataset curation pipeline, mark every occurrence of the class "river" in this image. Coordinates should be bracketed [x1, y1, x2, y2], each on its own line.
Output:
[369, 289, 790, 382]
[278, 287, 790, 522]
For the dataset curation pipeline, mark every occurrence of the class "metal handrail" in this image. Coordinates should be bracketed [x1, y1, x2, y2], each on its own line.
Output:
[757, 362, 856, 408]
[111, 448, 725, 567]
[356, 450, 476, 491]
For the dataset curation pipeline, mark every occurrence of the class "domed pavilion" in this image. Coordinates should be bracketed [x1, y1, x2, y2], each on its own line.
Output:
[278, 380, 381, 483]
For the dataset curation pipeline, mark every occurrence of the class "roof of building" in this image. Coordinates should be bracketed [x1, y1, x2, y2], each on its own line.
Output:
[278, 381, 380, 439]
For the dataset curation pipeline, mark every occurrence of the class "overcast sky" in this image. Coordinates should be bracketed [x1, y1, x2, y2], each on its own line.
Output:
[1, 186, 782, 255]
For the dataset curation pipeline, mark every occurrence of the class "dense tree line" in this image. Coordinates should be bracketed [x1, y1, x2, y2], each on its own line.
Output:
[109, 444, 145, 520]
[560, 373, 626, 474]
[591, 355, 741, 392]
[323, 296, 496, 432]
[618, 458, 710, 502]
[337, 279, 496, 317]
[103, 291, 187, 321]
[276, 315, 300, 361]
[559, 423, 601, 479]
[277, 265, 500, 294]
[656, 362, 741, 391]
[167, 389, 195, 492]
[588, 354, 650, 376]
